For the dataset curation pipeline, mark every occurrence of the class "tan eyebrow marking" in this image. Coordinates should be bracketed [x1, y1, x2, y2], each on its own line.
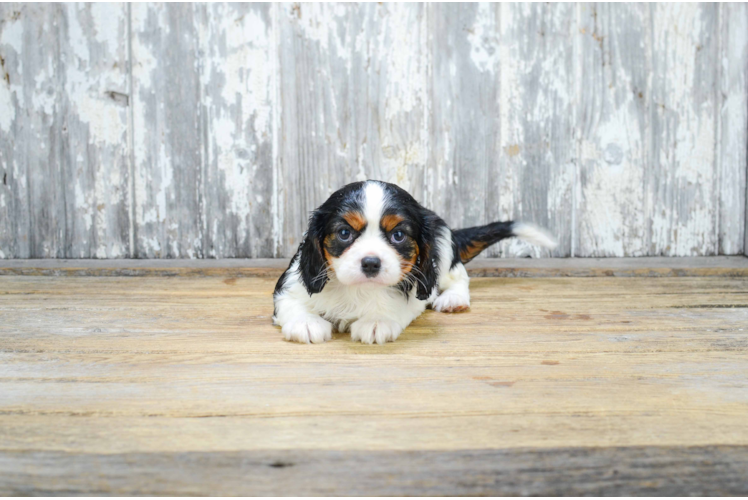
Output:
[381, 214, 404, 232]
[342, 211, 366, 232]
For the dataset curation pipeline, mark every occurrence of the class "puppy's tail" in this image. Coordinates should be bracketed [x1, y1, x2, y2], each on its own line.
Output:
[453, 221, 558, 264]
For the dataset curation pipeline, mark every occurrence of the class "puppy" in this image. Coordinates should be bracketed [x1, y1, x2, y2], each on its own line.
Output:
[273, 180, 557, 345]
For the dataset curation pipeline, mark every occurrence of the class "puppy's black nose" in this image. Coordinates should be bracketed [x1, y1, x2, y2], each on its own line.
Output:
[361, 256, 381, 277]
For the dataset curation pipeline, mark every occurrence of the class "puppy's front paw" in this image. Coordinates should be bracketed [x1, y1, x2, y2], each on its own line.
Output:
[350, 319, 403, 345]
[282, 315, 333, 344]
[433, 290, 470, 313]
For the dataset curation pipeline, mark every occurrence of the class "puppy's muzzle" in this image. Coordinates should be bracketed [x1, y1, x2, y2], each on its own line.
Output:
[361, 256, 381, 278]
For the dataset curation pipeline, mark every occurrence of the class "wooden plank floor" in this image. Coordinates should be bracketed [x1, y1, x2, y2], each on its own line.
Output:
[2, 260, 748, 495]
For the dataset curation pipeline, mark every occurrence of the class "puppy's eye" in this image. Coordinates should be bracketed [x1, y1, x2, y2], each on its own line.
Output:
[337, 228, 352, 242]
[390, 230, 406, 244]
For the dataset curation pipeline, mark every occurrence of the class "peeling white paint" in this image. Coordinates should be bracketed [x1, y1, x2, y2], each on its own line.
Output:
[0, 81, 13, 132]
[381, 6, 424, 119]
[77, 97, 127, 145]
[129, 9, 158, 91]
[215, 8, 271, 135]
[0, 13, 23, 48]
[377, 5, 427, 193]
[467, 3, 499, 73]
[90, 3, 121, 49]
[292, 3, 350, 59]
[1, 3, 747, 258]
[574, 4, 653, 258]
[718, 4, 748, 255]
[196, 4, 275, 257]
[0, 12, 20, 132]
[580, 110, 647, 257]
[32, 72, 56, 115]
[650, 3, 718, 256]
[74, 181, 94, 234]
[270, 2, 281, 257]
[66, 4, 90, 63]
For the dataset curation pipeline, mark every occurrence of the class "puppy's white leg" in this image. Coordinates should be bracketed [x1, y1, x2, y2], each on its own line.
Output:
[433, 262, 471, 313]
[273, 293, 332, 344]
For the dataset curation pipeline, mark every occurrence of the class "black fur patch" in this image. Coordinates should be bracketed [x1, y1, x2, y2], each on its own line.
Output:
[451, 221, 515, 266]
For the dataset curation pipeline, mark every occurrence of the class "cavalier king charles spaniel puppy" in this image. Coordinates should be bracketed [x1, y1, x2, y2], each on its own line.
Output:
[273, 180, 557, 345]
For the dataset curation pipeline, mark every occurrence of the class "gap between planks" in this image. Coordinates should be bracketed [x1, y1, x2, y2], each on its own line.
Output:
[0, 256, 746, 278]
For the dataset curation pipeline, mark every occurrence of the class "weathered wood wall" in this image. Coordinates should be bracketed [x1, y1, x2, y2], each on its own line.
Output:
[1, 3, 747, 259]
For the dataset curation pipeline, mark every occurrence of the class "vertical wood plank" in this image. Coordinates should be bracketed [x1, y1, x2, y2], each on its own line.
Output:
[0, 4, 27, 257]
[717, 3, 747, 256]
[276, 3, 427, 257]
[0, 4, 129, 258]
[130, 4, 203, 258]
[276, 3, 351, 256]
[349, 4, 429, 202]
[196, 4, 274, 258]
[0, 4, 63, 258]
[575, 4, 651, 257]
[59, 3, 130, 258]
[426, 4, 500, 238]
[494, 3, 576, 257]
[649, 4, 718, 256]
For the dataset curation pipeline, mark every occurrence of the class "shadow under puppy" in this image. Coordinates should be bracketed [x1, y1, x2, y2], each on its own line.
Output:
[273, 180, 557, 345]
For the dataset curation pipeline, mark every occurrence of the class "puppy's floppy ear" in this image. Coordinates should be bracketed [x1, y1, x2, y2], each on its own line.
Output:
[414, 212, 441, 300]
[298, 210, 329, 295]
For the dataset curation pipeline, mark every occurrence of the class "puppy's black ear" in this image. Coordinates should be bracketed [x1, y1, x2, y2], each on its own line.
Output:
[298, 211, 329, 295]
[415, 212, 441, 300]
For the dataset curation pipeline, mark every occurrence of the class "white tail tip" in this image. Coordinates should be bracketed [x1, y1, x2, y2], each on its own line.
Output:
[512, 222, 558, 249]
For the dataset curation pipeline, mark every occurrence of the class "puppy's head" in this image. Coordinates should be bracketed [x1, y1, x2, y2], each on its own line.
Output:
[299, 181, 439, 299]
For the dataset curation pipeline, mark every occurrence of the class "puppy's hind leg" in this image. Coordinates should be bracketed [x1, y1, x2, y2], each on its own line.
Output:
[433, 262, 471, 313]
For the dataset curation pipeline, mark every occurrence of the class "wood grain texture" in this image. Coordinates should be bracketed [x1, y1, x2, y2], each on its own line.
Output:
[348, 4, 429, 201]
[58, 3, 131, 259]
[276, 3, 429, 256]
[426, 4, 499, 241]
[196, 3, 274, 259]
[650, 4, 719, 256]
[0, 3, 56, 259]
[0, 4, 130, 258]
[717, 4, 748, 256]
[1, 256, 747, 278]
[130, 4, 204, 258]
[1, 3, 747, 258]
[576, 3, 650, 257]
[1, 273, 748, 494]
[276, 2, 353, 256]
[494, 3, 576, 259]
[2, 447, 748, 496]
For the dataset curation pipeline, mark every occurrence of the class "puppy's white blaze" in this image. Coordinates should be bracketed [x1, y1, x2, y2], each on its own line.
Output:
[363, 181, 386, 230]
[512, 222, 558, 249]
